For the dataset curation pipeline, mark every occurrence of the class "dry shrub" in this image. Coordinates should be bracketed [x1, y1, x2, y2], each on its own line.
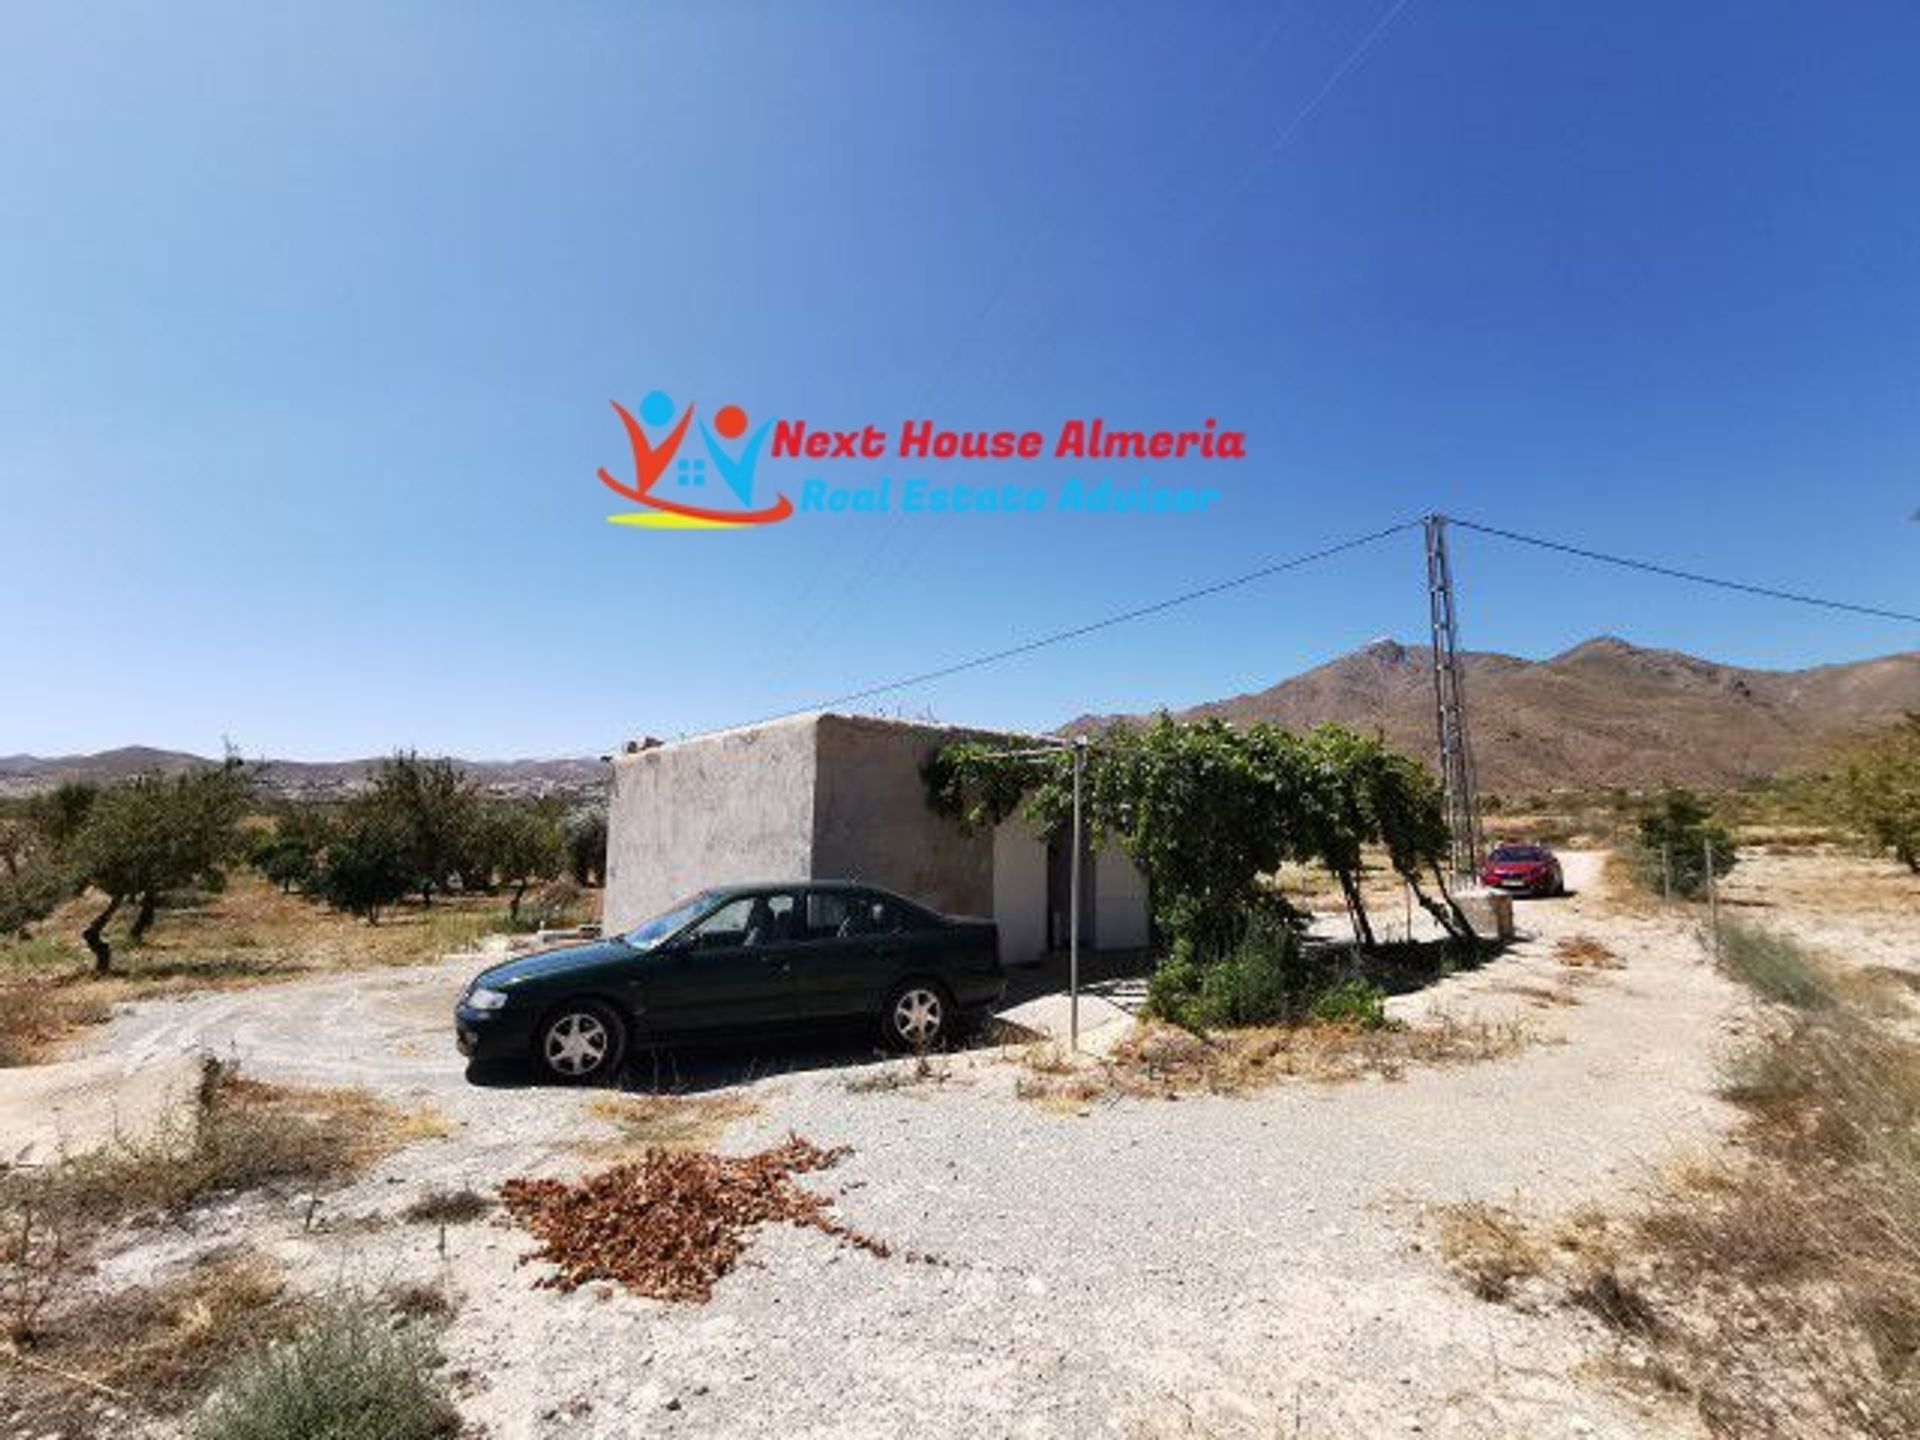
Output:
[0, 985, 111, 1066]
[2, 1060, 424, 1233]
[580, 1091, 758, 1158]
[844, 1052, 953, 1094]
[1014, 1015, 1530, 1108]
[3, 1252, 306, 1420]
[401, 1187, 491, 1225]
[1430, 1202, 1547, 1301]
[501, 1137, 899, 1303]
[1555, 935, 1622, 969]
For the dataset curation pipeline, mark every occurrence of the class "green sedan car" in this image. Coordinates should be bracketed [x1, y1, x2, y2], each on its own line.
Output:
[455, 880, 1005, 1084]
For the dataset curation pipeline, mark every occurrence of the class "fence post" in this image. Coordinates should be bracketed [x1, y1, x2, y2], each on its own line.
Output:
[1703, 837, 1720, 959]
[1661, 844, 1672, 902]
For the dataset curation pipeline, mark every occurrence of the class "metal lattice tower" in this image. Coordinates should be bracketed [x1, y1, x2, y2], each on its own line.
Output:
[1424, 514, 1483, 880]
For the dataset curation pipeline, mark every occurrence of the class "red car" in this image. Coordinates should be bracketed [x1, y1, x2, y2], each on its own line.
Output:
[1481, 843, 1565, 897]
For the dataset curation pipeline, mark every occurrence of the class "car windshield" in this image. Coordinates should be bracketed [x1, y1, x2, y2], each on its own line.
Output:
[1491, 846, 1547, 862]
[621, 893, 713, 949]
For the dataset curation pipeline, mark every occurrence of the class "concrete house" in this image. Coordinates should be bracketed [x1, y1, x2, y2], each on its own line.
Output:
[603, 712, 1150, 965]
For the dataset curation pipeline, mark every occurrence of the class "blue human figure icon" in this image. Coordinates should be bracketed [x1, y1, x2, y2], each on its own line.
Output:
[700, 403, 772, 507]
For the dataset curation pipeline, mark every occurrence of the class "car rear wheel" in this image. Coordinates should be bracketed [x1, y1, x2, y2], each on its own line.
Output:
[536, 1001, 627, 1085]
[880, 979, 952, 1053]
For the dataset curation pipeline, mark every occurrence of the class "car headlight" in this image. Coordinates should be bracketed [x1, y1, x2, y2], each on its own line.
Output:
[465, 985, 510, 1012]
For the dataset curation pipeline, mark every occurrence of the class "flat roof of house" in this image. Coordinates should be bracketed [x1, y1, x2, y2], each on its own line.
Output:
[616, 710, 1061, 757]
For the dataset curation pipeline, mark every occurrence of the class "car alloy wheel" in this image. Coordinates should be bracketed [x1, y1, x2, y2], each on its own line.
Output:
[888, 984, 946, 1051]
[538, 1003, 624, 1083]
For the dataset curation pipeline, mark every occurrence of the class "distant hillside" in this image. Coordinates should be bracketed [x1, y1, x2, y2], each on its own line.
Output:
[0, 749, 606, 801]
[1067, 636, 1920, 792]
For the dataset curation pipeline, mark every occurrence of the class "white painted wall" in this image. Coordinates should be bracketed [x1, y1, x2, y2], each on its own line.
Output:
[991, 820, 1048, 965]
[1095, 841, 1150, 949]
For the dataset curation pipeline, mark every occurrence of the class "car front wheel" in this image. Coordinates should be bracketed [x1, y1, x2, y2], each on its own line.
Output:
[881, 979, 952, 1052]
[536, 1001, 627, 1085]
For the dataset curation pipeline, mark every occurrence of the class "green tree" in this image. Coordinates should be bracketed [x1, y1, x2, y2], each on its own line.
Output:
[467, 801, 567, 919]
[565, 807, 608, 888]
[1831, 714, 1920, 873]
[363, 753, 480, 906]
[27, 781, 98, 856]
[312, 807, 413, 923]
[69, 763, 252, 972]
[1634, 788, 1736, 899]
[0, 800, 76, 938]
[248, 805, 331, 894]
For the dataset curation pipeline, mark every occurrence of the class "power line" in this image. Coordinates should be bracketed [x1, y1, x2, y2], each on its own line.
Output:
[1446, 516, 1920, 626]
[741, 518, 1423, 727]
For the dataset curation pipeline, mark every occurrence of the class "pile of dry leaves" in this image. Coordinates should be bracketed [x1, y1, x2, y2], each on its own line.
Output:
[500, 1135, 891, 1302]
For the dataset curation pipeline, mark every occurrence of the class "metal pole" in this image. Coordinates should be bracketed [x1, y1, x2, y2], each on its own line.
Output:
[1425, 515, 1483, 882]
[1070, 737, 1085, 1052]
[1703, 837, 1720, 958]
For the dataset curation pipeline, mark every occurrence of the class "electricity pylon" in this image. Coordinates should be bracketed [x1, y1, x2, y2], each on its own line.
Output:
[1425, 514, 1483, 880]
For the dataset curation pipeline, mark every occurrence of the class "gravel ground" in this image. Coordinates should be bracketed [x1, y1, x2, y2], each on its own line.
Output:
[20, 850, 1878, 1439]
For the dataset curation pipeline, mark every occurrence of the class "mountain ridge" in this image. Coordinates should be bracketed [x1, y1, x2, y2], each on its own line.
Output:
[1065, 635, 1920, 791]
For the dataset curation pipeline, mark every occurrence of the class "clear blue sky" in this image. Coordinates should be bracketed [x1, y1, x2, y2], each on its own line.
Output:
[4, 2, 1915, 759]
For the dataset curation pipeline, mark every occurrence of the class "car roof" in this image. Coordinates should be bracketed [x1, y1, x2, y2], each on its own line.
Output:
[706, 879, 906, 898]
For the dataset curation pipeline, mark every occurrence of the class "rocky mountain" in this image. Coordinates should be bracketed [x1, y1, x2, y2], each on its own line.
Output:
[0, 750, 607, 801]
[1067, 636, 1920, 792]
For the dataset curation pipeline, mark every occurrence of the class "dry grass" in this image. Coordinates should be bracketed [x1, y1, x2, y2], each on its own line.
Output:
[0, 1061, 431, 1236]
[1555, 934, 1623, 969]
[1430, 1202, 1548, 1301]
[1436, 925, 1920, 1439]
[0, 1250, 310, 1430]
[0, 985, 111, 1067]
[844, 1052, 955, 1094]
[1014, 1014, 1531, 1110]
[580, 1091, 760, 1158]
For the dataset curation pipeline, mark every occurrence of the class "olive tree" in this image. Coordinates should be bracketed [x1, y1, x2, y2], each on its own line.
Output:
[467, 801, 567, 919]
[313, 806, 413, 923]
[363, 753, 480, 906]
[1830, 714, 1920, 873]
[69, 762, 252, 972]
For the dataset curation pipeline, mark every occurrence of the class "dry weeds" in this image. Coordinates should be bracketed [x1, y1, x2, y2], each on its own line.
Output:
[1555, 935, 1623, 969]
[401, 1187, 493, 1226]
[0, 987, 112, 1067]
[580, 1091, 760, 1158]
[1429, 1202, 1548, 1302]
[1015, 1015, 1531, 1110]
[2, 1251, 307, 1425]
[1436, 926, 1920, 1439]
[1, 1060, 433, 1235]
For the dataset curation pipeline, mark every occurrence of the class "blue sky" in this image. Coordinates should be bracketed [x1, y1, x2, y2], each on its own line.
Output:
[3, 1, 1915, 759]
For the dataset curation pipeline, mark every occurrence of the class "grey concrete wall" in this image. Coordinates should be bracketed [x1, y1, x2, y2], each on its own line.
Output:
[809, 714, 995, 918]
[602, 715, 820, 933]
